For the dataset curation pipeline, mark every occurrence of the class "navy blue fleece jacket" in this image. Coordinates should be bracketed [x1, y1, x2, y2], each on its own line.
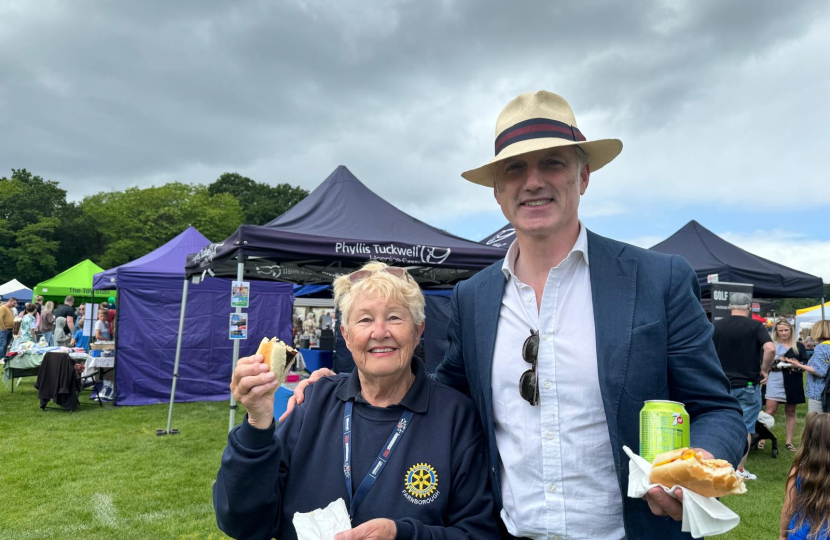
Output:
[213, 359, 499, 540]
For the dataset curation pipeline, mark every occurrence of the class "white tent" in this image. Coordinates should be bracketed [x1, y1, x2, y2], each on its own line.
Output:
[795, 302, 829, 336]
[0, 279, 33, 301]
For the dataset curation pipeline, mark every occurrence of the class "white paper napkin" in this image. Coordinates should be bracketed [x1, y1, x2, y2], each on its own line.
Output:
[293, 498, 352, 540]
[622, 446, 740, 538]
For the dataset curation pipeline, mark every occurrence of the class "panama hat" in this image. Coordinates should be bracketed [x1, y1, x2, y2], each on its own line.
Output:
[462, 90, 623, 187]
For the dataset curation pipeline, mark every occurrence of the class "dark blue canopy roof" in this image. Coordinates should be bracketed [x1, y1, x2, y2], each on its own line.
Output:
[480, 224, 514, 249]
[186, 166, 505, 285]
[650, 220, 824, 298]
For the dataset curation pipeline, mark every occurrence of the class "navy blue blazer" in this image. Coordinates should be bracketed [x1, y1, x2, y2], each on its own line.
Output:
[434, 230, 747, 540]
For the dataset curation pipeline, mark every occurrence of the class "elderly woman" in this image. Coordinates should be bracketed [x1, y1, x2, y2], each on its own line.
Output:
[762, 318, 808, 452]
[213, 262, 498, 540]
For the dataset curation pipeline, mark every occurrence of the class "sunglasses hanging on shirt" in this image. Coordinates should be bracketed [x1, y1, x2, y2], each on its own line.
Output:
[519, 329, 540, 406]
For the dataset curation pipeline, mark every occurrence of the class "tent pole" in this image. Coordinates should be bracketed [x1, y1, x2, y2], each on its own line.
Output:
[229, 256, 245, 432]
[159, 278, 189, 436]
[822, 296, 826, 321]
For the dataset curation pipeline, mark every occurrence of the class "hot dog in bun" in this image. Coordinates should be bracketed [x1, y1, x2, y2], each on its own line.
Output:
[256, 337, 298, 393]
[649, 448, 747, 498]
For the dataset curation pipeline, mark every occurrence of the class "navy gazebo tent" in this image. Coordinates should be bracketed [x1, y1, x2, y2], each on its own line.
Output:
[480, 223, 515, 249]
[186, 165, 506, 284]
[650, 220, 825, 319]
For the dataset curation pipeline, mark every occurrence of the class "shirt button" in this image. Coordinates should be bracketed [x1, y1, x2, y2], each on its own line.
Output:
[541, 334, 549, 340]
[548, 484, 557, 493]
[546, 432, 554, 440]
[543, 381, 551, 389]
[525, 297, 532, 303]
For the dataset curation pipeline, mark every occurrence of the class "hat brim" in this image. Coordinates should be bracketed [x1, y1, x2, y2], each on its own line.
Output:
[461, 137, 623, 187]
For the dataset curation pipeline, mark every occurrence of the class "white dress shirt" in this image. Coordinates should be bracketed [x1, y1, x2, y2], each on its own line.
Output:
[492, 223, 625, 540]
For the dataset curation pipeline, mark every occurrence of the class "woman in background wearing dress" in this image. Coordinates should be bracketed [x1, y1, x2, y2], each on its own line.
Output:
[763, 318, 808, 452]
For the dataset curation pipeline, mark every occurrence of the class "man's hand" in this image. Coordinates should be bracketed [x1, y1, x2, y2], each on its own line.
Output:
[760, 371, 769, 385]
[334, 518, 396, 540]
[231, 354, 278, 429]
[646, 448, 713, 521]
[278, 367, 336, 422]
[646, 487, 684, 520]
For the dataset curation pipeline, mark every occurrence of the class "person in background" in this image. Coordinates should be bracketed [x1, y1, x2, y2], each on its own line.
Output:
[94, 308, 112, 342]
[40, 301, 57, 346]
[0, 297, 17, 355]
[107, 296, 117, 335]
[762, 318, 808, 452]
[788, 320, 830, 414]
[35, 295, 44, 315]
[33, 302, 42, 337]
[779, 412, 830, 540]
[19, 303, 37, 343]
[70, 324, 90, 352]
[53, 295, 77, 335]
[712, 292, 775, 481]
[76, 304, 86, 329]
[54, 316, 70, 347]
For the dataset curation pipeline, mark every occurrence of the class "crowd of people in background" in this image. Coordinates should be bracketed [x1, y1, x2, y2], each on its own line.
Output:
[709, 293, 830, 538]
[0, 294, 117, 356]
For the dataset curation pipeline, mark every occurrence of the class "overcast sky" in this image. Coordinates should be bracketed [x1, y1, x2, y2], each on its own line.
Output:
[2, 0, 829, 280]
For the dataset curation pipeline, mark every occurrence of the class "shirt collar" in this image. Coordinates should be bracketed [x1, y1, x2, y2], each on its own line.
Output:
[335, 357, 430, 413]
[501, 220, 590, 280]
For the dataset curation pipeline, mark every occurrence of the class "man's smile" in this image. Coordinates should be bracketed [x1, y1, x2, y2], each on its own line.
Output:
[520, 198, 553, 207]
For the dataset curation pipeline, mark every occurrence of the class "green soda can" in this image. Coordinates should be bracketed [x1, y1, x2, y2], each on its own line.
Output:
[639, 400, 690, 463]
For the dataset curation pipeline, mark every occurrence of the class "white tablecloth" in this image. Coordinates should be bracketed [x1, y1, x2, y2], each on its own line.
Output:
[76, 353, 115, 378]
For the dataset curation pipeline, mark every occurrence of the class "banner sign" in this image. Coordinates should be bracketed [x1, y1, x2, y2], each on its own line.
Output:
[711, 282, 754, 323]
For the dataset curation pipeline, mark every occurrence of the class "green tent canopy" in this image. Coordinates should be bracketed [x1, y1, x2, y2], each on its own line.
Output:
[34, 259, 116, 305]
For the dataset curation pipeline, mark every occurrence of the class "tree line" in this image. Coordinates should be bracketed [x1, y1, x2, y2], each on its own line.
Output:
[0, 169, 308, 287]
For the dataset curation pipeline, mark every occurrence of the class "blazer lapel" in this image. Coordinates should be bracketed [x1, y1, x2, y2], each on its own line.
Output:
[474, 264, 507, 410]
[587, 231, 638, 455]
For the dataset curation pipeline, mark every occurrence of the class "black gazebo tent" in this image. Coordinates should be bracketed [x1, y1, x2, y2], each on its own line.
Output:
[185, 165, 505, 284]
[650, 220, 824, 299]
[480, 223, 515, 249]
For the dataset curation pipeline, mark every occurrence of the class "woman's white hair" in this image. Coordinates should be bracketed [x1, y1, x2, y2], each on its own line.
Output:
[333, 261, 425, 330]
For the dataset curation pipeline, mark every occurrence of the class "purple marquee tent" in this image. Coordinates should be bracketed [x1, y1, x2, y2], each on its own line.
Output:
[93, 227, 294, 408]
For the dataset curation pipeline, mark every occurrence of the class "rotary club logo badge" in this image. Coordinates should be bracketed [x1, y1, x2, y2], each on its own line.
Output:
[404, 463, 438, 499]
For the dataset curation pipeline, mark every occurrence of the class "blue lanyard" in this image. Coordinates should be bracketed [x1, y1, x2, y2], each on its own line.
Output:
[342, 401, 414, 518]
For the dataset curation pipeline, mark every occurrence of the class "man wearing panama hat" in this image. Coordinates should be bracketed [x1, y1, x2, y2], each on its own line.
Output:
[434, 91, 747, 539]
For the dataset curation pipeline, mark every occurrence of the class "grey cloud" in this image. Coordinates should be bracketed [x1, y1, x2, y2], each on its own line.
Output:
[1, 0, 827, 221]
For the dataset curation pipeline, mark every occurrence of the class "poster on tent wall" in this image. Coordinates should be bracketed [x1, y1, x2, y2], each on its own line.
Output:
[231, 281, 249, 308]
[711, 282, 754, 323]
[229, 313, 248, 340]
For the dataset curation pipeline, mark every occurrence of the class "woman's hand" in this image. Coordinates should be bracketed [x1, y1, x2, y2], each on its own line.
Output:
[230, 354, 279, 429]
[278, 367, 336, 422]
[335, 518, 396, 540]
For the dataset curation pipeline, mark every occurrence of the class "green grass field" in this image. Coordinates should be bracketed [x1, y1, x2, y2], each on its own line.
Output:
[0, 376, 804, 539]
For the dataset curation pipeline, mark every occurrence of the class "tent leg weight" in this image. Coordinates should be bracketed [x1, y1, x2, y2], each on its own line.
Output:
[156, 429, 180, 436]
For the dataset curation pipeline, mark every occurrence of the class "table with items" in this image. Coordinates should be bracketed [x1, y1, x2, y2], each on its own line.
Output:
[2, 347, 113, 391]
